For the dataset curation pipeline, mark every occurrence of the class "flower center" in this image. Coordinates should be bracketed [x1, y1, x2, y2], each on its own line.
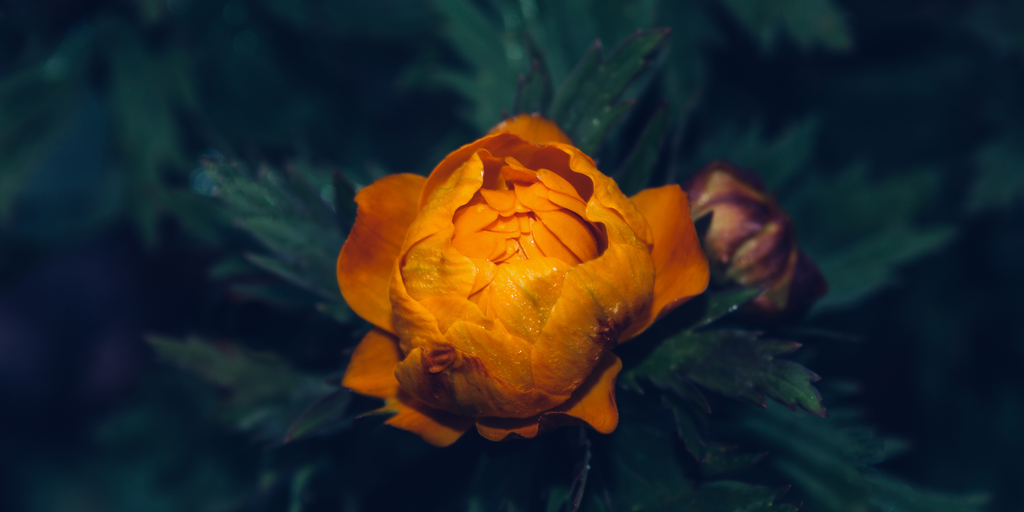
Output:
[451, 156, 603, 266]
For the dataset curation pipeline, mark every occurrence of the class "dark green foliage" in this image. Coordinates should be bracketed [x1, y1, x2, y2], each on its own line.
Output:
[284, 390, 353, 443]
[722, 404, 988, 512]
[1, 0, 1017, 510]
[716, 0, 852, 52]
[689, 121, 958, 310]
[548, 29, 669, 154]
[515, 58, 553, 115]
[615, 104, 668, 196]
[693, 287, 763, 330]
[204, 159, 350, 313]
[622, 329, 826, 417]
[604, 421, 798, 512]
[147, 336, 337, 441]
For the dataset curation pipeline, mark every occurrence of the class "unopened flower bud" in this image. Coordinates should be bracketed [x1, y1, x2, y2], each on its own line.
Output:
[685, 162, 827, 320]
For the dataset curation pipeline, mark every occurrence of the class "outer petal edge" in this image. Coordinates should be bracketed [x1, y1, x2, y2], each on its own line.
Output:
[337, 173, 426, 333]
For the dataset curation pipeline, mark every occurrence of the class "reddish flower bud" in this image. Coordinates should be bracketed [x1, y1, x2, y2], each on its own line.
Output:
[685, 162, 827, 320]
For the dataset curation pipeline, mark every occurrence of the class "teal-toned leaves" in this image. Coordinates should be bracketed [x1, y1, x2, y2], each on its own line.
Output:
[205, 160, 350, 314]
[717, 0, 853, 52]
[616, 104, 668, 196]
[967, 140, 1024, 214]
[515, 58, 553, 115]
[548, 29, 669, 154]
[783, 164, 957, 310]
[693, 287, 763, 330]
[690, 121, 957, 311]
[604, 421, 798, 512]
[430, 0, 529, 131]
[147, 335, 334, 440]
[622, 330, 826, 417]
[664, 394, 767, 479]
[284, 390, 353, 443]
[725, 404, 987, 512]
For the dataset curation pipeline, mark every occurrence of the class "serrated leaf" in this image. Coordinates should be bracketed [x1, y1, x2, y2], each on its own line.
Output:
[663, 394, 767, 478]
[623, 330, 826, 417]
[725, 404, 987, 512]
[718, 0, 853, 52]
[616, 104, 668, 196]
[515, 58, 553, 115]
[605, 421, 797, 511]
[206, 161, 346, 308]
[692, 287, 763, 330]
[548, 29, 669, 154]
[147, 335, 333, 440]
[431, 0, 528, 131]
[284, 390, 353, 443]
[691, 119, 819, 193]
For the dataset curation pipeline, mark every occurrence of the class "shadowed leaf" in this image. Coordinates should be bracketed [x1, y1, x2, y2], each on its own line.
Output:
[549, 29, 669, 154]
[622, 330, 826, 417]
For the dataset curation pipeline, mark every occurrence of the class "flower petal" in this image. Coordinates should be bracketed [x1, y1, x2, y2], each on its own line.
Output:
[487, 113, 574, 146]
[474, 416, 541, 441]
[394, 344, 567, 418]
[384, 391, 475, 447]
[341, 327, 402, 399]
[552, 144, 652, 247]
[420, 134, 540, 211]
[620, 185, 710, 341]
[547, 352, 621, 433]
[531, 243, 654, 396]
[478, 257, 572, 343]
[337, 173, 425, 333]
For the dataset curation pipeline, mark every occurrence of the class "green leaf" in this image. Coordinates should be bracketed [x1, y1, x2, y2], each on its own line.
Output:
[690, 119, 819, 192]
[664, 392, 767, 479]
[692, 287, 763, 331]
[724, 405, 987, 512]
[622, 330, 826, 417]
[206, 160, 346, 306]
[515, 58, 553, 115]
[548, 29, 669, 154]
[967, 140, 1024, 214]
[284, 390, 353, 443]
[717, 0, 853, 52]
[431, 0, 528, 131]
[0, 24, 92, 224]
[605, 420, 797, 512]
[102, 20, 198, 245]
[615, 104, 668, 196]
[783, 164, 957, 311]
[147, 335, 334, 440]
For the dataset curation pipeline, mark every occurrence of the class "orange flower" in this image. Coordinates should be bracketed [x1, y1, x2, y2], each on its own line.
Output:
[338, 114, 709, 446]
[686, 161, 827, 319]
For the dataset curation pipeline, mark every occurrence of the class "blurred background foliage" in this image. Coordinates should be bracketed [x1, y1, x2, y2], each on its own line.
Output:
[1, 0, 1022, 510]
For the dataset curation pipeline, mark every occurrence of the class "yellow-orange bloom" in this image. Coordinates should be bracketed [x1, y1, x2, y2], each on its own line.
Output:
[338, 114, 709, 446]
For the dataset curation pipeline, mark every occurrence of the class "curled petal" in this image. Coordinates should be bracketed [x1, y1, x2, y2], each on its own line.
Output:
[473, 352, 622, 441]
[341, 328, 402, 399]
[384, 391, 475, 447]
[337, 173, 425, 333]
[549, 351, 621, 433]
[478, 257, 571, 343]
[620, 185, 710, 341]
[420, 134, 541, 211]
[531, 244, 653, 396]
[394, 344, 567, 418]
[487, 113, 574, 146]
[475, 416, 541, 442]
